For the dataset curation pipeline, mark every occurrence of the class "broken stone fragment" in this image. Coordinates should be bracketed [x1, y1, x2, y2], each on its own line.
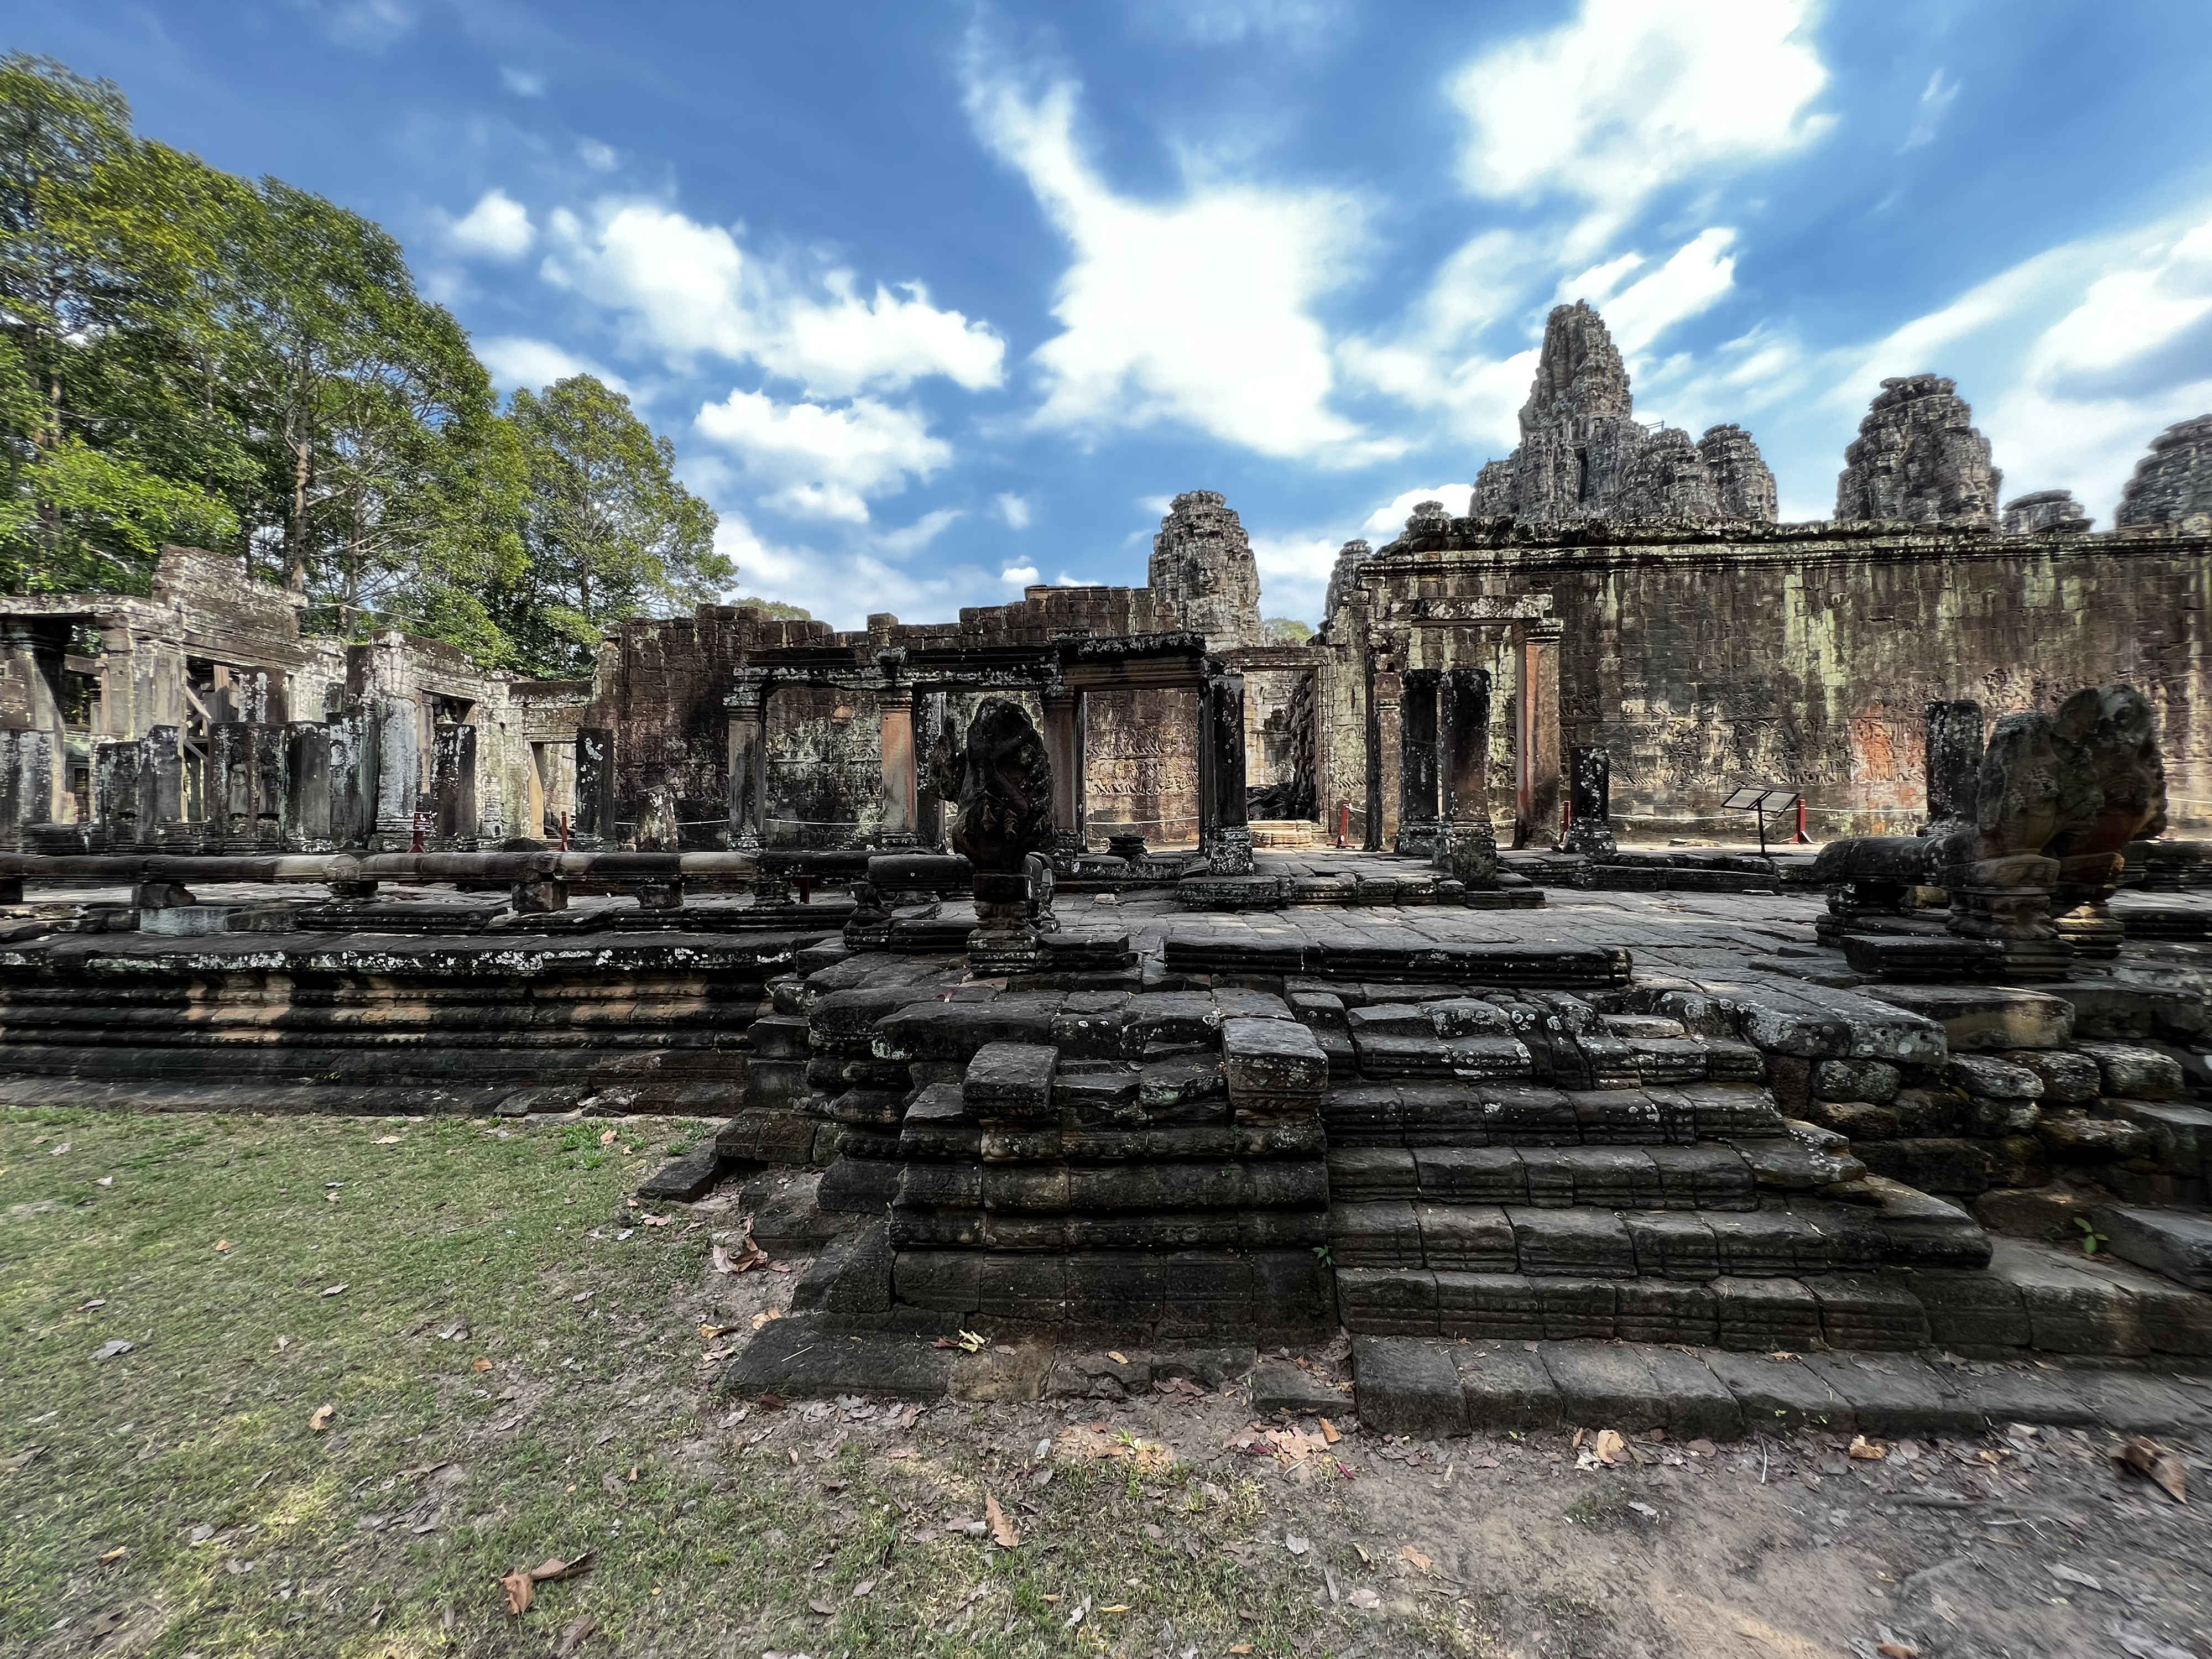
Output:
[1220, 1016, 1327, 1123]
[962, 1042, 1057, 1124]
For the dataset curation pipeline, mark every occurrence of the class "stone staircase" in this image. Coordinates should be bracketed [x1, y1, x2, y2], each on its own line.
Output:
[1307, 985, 1995, 1352]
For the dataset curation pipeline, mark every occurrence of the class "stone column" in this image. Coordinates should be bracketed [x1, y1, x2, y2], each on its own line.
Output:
[93, 742, 141, 847]
[1371, 667, 1402, 852]
[1042, 686, 1084, 855]
[1514, 621, 1563, 849]
[879, 692, 917, 847]
[1202, 671, 1253, 874]
[142, 726, 183, 833]
[1395, 667, 1442, 856]
[1439, 666, 1497, 884]
[724, 684, 767, 852]
[327, 707, 375, 848]
[431, 723, 478, 843]
[373, 696, 422, 848]
[915, 691, 948, 851]
[1924, 699, 1986, 835]
[285, 722, 332, 849]
[1562, 745, 1618, 856]
[251, 723, 288, 849]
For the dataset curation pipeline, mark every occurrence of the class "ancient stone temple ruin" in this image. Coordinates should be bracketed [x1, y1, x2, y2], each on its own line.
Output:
[9, 296, 2212, 1441]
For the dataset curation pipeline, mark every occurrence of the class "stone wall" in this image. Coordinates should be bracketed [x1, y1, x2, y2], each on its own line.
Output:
[1328, 518, 2212, 837]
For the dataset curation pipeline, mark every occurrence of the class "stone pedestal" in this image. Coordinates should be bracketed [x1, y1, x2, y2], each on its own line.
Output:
[967, 870, 1049, 974]
[511, 875, 568, 914]
[1561, 744, 1617, 857]
[724, 687, 767, 853]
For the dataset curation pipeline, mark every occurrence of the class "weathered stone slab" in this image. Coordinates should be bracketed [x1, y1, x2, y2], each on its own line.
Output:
[1351, 1336, 1467, 1436]
[1455, 1345, 1562, 1432]
[2095, 1204, 2212, 1292]
[1221, 1015, 1327, 1121]
[1858, 984, 2073, 1052]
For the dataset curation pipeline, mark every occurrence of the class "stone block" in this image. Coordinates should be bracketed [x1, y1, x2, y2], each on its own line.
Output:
[1213, 988, 1292, 1021]
[1616, 1279, 1720, 1345]
[1446, 1036, 1536, 1080]
[873, 999, 1056, 1062]
[1412, 1145, 1525, 1203]
[1855, 1137, 1993, 1196]
[1907, 1269, 2029, 1349]
[1987, 1239, 2147, 1355]
[1508, 1207, 1636, 1276]
[1064, 1254, 1165, 1324]
[1221, 1015, 1327, 1121]
[1856, 1177, 1992, 1269]
[721, 1317, 953, 1401]
[1251, 1359, 1348, 1418]
[2077, 1042, 2187, 1101]
[1952, 1366, 2099, 1426]
[1740, 992, 1946, 1063]
[1798, 1354, 1978, 1436]
[2094, 1204, 2212, 1292]
[1047, 1349, 1151, 1400]
[1946, 1055, 2044, 1099]
[1646, 1145, 1759, 1208]
[1814, 1057, 1902, 1104]
[892, 1250, 982, 1311]
[2107, 1099, 2212, 1177]
[1327, 1201, 1424, 1269]
[749, 1014, 811, 1059]
[1328, 1146, 1419, 1201]
[2004, 1049, 2101, 1105]
[1859, 984, 2074, 1052]
[1801, 1100, 1903, 1141]
[1434, 1271, 1545, 1340]
[1138, 1055, 1227, 1113]
[1567, 1088, 1666, 1144]
[1455, 1345, 1562, 1431]
[1713, 1276, 1822, 1352]
[963, 1041, 1058, 1123]
[1428, 998, 1513, 1037]
[1414, 1202, 1516, 1271]
[1805, 1273, 1931, 1350]
[1625, 1211, 1721, 1280]
[1541, 1341, 1668, 1431]
[1056, 1068, 1142, 1125]
[1352, 1031, 1454, 1078]
[715, 1109, 820, 1165]
[1124, 992, 1222, 1053]
[1335, 1267, 1438, 1335]
[1706, 1211, 1812, 1276]
[817, 1156, 900, 1213]
[1538, 1277, 1619, 1340]
[2052, 1370, 2212, 1436]
[1704, 1350, 1850, 1432]
[1352, 1337, 1467, 1437]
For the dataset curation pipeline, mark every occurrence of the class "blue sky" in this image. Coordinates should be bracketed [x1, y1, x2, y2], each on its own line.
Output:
[15, 1, 2212, 628]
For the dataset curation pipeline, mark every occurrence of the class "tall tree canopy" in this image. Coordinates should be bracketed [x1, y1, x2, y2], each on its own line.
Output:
[501, 375, 726, 676]
[0, 53, 723, 669]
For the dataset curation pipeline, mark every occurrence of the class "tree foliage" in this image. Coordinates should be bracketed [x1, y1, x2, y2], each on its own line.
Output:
[500, 375, 726, 675]
[0, 53, 722, 668]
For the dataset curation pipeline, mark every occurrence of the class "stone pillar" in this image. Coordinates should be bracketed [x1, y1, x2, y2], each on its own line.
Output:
[1201, 672, 1253, 874]
[1924, 699, 1985, 835]
[724, 685, 766, 852]
[142, 726, 183, 832]
[915, 691, 948, 852]
[1439, 666, 1498, 884]
[0, 618, 67, 824]
[211, 722, 252, 851]
[93, 741, 141, 847]
[251, 724, 286, 850]
[373, 696, 422, 848]
[1562, 745, 1618, 857]
[878, 693, 917, 847]
[575, 726, 617, 846]
[285, 722, 332, 849]
[431, 722, 478, 843]
[1370, 667, 1402, 852]
[1043, 686, 1084, 856]
[327, 708, 375, 848]
[1395, 667, 1442, 856]
[1514, 622, 1563, 849]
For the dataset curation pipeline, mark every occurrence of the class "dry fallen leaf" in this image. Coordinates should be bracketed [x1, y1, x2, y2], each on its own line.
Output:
[1849, 1435, 1888, 1462]
[599, 1129, 618, 1146]
[309, 1404, 335, 1432]
[750, 1309, 784, 1331]
[2114, 1436, 2189, 1502]
[1876, 1644, 1919, 1658]
[274, 1335, 291, 1352]
[1319, 1417, 1341, 1444]
[214, 1239, 233, 1253]
[1, 1446, 44, 1473]
[500, 1569, 534, 1617]
[95, 1177, 112, 1188]
[97, 1546, 127, 1564]
[1399, 1543, 1433, 1574]
[985, 1490, 1022, 1548]
[1592, 1429, 1626, 1465]
[1108, 1350, 1128, 1364]
[1348, 1586, 1382, 1609]
[472, 1357, 494, 1373]
[373, 1134, 403, 1145]
[49, 1142, 70, 1156]
[553, 1613, 596, 1656]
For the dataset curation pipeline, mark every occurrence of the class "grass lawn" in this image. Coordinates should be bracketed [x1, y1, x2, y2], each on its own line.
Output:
[0, 1105, 1350, 1659]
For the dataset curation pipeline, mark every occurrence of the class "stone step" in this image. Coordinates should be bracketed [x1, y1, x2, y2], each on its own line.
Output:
[1335, 1266, 1929, 1351]
[2093, 1203, 2212, 1292]
[1332, 1186, 1986, 1284]
[1322, 1079, 1788, 1146]
[1349, 1335, 2212, 1442]
[1327, 1144, 1762, 1212]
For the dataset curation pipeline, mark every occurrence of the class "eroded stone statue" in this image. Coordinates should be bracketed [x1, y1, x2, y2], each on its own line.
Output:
[941, 698, 1056, 872]
[1936, 710, 2101, 978]
[2044, 685, 2166, 954]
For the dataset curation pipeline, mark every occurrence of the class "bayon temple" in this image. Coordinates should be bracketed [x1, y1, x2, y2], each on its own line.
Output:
[12, 299, 2212, 1433]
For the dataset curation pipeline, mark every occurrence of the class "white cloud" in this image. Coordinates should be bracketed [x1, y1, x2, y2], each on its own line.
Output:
[478, 336, 628, 395]
[693, 389, 951, 522]
[876, 508, 964, 556]
[577, 139, 619, 173]
[1055, 570, 1099, 586]
[1248, 528, 1345, 623]
[716, 512, 1007, 631]
[963, 55, 1387, 462]
[500, 66, 547, 97]
[1360, 484, 1478, 539]
[541, 200, 1004, 395]
[1900, 68, 1959, 153]
[995, 492, 1034, 529]
[1563, 228, 1738, 354]
[447, 189, 534, 261]
[1451, 0, 1831, 246]
[300, 0, 416, 51]
[1136, 0, 1342, 46]
[1001, 564, 1041, 586]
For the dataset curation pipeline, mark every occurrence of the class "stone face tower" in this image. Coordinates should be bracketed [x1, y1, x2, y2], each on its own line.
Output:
[1468, 302, 1778, 526]
[2116, 414, 2212, 531]
[1834, 375, 2001, 526]
[1148, 490, 1266, 648]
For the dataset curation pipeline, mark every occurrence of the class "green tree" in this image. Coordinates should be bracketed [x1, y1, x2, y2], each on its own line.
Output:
[731, 594, 811, 621]
[1264, 616, 1314, 644]
[501, 374, 727, 675]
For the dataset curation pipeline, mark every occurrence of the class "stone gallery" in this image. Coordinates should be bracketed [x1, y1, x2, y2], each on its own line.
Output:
[8, 299, 2212, 1437]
